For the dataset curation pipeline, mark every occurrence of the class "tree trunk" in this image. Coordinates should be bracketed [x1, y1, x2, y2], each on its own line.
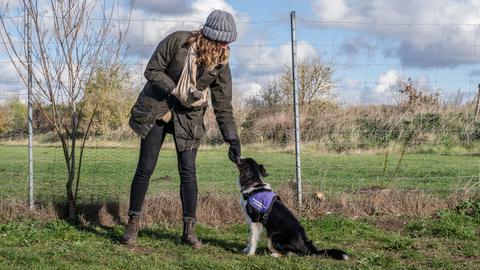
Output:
[67, 198, 76, 220]
[66, 158, 76, 219]
[66, 112, 78, 219]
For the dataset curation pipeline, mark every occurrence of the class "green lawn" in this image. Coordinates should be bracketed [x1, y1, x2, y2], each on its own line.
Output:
[0, 144, 479, 203]
[1, 211, 479, 269]
[1, 144, 479, 269]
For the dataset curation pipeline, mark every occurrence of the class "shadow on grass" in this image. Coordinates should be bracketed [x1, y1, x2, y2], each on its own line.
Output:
[201, 235, 246, 253]
[439, 152, 480, 157]
[52, 201, 123, 224]
[52, 201, 250, 254]
[52, 201, 124, 243]
[139, 226, 253, 254]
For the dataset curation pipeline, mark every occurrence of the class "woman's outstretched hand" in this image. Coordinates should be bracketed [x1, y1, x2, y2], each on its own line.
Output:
[228, 139, 241, 163]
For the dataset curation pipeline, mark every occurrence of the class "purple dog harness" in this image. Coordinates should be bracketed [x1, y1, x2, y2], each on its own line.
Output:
[247, 191, 277, 214]
[243, 188, 278, 224]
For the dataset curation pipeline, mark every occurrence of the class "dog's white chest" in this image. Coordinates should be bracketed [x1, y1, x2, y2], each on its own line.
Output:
[239, 197, 251, 223]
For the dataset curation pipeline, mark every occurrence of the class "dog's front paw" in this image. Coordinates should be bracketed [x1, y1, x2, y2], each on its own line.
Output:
[242, 246, 256, 256]
[271, 253, 281, 258]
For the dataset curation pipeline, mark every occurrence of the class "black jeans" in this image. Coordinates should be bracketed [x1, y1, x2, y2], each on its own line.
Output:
[128, 120, 198, 221]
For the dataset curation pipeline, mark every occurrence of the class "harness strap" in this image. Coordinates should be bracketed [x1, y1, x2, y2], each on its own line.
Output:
[260, 196, 279, 225]
[242, 187, 271, 200]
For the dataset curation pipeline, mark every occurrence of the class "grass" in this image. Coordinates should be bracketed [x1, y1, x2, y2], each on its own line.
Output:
[1, 143, 479, 269]
[0, 144, 479, 204]
[0, 210, 479, 269]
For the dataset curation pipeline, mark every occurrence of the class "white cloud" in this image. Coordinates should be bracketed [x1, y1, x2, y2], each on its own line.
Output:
[132, 0, 191, 15]
[118, 0, 252, 94]
[0, 61, 25, 103]
[124, 0, 250, 58]
[234, 82, 262, 98]
[0, 21, 24, 101]
[233, 41, 319, 93]
[369, 69, 437, 104]
[374, 69, 402, 94]
[311, 0, 480, 68]
[313, 0, 350, 22]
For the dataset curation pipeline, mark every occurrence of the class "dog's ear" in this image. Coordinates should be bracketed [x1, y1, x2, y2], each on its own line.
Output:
[258, 164, 269, 177]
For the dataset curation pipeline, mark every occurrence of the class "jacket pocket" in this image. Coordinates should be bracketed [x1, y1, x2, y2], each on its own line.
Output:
[130, 92, 154, 124]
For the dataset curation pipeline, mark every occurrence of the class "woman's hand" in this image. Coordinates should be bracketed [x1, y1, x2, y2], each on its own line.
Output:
[189, 86, 204, 100]
[228, 139, 241, 162]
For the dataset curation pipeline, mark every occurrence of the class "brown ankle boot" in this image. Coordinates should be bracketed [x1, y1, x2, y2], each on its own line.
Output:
[121, 214, 140, 245]
[182, 218, 203, 249]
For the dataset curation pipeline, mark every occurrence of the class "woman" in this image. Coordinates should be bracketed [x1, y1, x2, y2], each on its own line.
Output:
[122, 10, 241, 249]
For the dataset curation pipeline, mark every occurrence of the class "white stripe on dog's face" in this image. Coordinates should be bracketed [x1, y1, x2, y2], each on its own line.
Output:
[236, 157, 267, 189]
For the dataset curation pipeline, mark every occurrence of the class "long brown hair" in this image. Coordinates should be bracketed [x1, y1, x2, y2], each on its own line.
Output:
[187, 31, 230, 70]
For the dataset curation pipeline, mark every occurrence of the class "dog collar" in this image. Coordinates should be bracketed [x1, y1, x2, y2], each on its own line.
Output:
[241, 183, 271, 195]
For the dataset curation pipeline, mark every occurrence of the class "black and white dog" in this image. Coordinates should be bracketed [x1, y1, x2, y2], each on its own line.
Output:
[236, 157, 349, 260]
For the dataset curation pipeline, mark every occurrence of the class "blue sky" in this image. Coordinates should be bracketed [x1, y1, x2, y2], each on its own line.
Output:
[1, 0, 480, 105]
[227, 0, 480, 104]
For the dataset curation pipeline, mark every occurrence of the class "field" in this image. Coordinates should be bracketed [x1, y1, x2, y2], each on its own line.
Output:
[1, 144, 479, 201]
[1, 210, 479, 269]
[1, 144, 479, 269]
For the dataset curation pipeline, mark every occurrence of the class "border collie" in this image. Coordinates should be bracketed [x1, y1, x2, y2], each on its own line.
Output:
[235, 157, 349, 260]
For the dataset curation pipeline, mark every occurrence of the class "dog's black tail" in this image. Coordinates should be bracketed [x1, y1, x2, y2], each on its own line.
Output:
[307, 241, 349, 260]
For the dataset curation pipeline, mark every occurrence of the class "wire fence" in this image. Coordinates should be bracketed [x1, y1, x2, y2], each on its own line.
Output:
[1, 14, 480, 208]
[1, 140, 479, 204]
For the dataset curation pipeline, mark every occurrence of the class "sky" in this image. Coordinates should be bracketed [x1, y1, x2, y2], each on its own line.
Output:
[1, 0, 480, 105]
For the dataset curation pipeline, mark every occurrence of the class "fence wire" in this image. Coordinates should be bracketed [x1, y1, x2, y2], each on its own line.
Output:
[0, 16, 480, 207]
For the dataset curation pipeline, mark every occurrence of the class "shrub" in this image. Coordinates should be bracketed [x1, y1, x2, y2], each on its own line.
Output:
[0, 97, 27, 137]
[0, 106, 8, 134]
[240, 107, 293, 145]
[472, 121, 480, 141]
[412, 113, 441, 131]
[356, 118, 397, 148]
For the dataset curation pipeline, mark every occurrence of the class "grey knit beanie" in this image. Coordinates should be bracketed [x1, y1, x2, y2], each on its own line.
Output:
[201, 10, 237, 43]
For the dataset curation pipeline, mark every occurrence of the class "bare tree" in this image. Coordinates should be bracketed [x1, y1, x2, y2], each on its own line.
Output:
[0, 0, 131, 218]
[280, 57, 335, 107]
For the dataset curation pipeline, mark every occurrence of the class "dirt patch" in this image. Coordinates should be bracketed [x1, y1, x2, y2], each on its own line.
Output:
[371, 216, 410, 232]
[151, 175, 173, 182]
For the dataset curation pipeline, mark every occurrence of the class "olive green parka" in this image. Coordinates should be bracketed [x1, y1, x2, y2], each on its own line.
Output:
[129, 31, 238, 151]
